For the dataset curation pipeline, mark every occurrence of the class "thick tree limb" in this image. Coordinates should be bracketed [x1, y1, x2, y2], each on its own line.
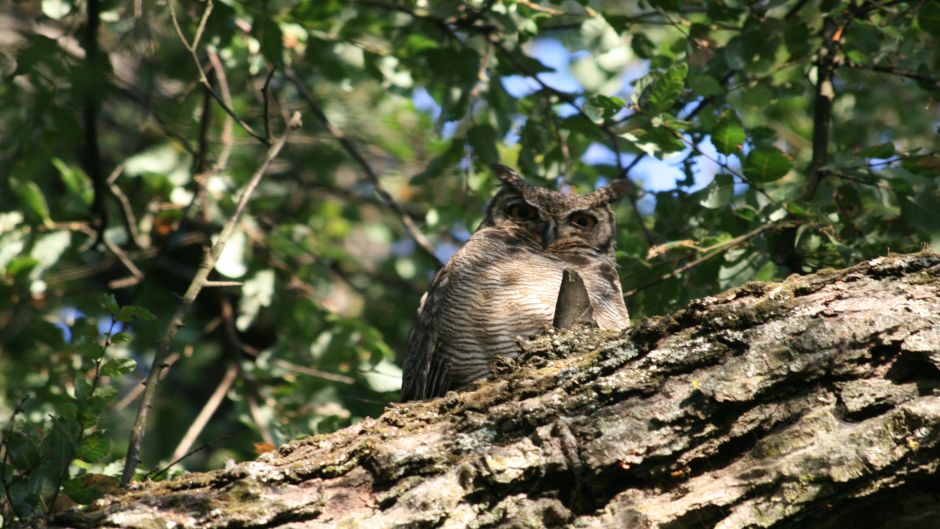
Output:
[72, 252, 940, 528]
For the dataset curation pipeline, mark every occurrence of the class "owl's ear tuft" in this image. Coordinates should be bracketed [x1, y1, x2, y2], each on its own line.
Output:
[585, 178, 631, 207]
[490, 163, 532, 190]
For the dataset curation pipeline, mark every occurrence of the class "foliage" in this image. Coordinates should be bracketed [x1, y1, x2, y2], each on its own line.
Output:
[0, 295, 148, 525]
[0, 0, 938, 521]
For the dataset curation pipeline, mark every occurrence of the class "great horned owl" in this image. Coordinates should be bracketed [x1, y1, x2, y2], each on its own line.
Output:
[400, 164, 631, 401]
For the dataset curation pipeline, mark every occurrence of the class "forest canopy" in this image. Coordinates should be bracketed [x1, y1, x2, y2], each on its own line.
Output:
[1, 0, 939, 523]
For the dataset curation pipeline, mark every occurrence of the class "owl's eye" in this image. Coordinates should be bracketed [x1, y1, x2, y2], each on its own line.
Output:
[568, 212, 597, 229]
[507, 203, 537, 220]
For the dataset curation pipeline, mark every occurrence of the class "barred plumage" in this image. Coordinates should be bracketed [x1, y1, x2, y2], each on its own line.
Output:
[400, 165, 631, 401]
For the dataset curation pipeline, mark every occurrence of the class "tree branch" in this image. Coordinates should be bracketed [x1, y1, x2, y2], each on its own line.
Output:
[120, 112, 303, 486]
[283, 68, 442, 267]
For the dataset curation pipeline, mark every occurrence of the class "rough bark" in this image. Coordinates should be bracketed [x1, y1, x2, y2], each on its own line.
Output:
[57, 253, 940, 529]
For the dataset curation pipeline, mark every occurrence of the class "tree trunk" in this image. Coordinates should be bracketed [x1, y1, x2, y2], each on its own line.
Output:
[57, 253, 940, 529]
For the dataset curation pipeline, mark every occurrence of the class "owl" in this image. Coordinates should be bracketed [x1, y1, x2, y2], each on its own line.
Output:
[400, 164, 631, 401]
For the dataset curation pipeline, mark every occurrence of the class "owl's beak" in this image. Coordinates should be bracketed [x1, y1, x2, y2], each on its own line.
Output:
[541, 222, 556, 249]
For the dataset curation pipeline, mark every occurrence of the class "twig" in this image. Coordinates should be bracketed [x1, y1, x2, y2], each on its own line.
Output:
[170, 363, 239, 462]
[206, 49, 235, 173]
[261, 66, 278, 141]
[121, 111, 302, 486]
[145, 440, 219, 480]
[246, 392, 275, 446]
[203, 280, 243, 288]
[113, 352, 182, 411]
[166, 0, 269, 144]
[103, 237, 145, 289]
[106, 162, 146, 249]
[284, 67, 443, 266]
[271, 359, 356, 385]
[843, 63, 940, 89]
[624, 221, 792, 298]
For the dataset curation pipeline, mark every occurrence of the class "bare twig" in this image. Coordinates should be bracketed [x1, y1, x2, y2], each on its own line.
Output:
[261, 66, 278, 141]
[121, 112, 302, 486]
[206, 49, 235, 173]
[283, 67, 442, 266]
[170, 363, 239, 462]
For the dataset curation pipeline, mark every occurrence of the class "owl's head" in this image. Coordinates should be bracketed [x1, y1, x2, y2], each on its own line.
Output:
[480, 164, 629, 257]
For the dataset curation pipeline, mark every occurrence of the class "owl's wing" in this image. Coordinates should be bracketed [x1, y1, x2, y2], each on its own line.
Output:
[400, 265, 454, 401]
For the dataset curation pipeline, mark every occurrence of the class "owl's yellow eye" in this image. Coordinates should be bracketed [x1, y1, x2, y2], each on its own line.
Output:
[568, 212, 597, 229]
[507, 203, 537, 220]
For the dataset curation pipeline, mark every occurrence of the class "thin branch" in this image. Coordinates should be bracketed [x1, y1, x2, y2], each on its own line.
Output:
[203, 280, 243, 288]
[799, 16, 839, 202]
[206, 49, 235, 173]
[246, 392, 275, 446]
[114, 350, 184, 411]
[170, 363, 239, 462]
[166, 0, 269, 144]
[121, 111, 302, 486]
[843, 63, 940, 89]
[145, 440, 218, 481]
[623, 220, 793, 298]
[284, 67, 443, 266]
[106, 162, 147, 249]
[261, 66, 277, 141]
[271, 359, 356, 385]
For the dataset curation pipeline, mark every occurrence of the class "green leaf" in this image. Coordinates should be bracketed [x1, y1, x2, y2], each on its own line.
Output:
[101, 357, 136, 377]
[644, 63, 688, 113]
[744, 147, 792, 183]
[687, 74, 723, 97]
[5, 430, 41, 470]
[859, 143, 896, 159]
[585, 94, 626, 121]
[116, 305, 156, 323]
[63, 474, 115, 504]
[712, 111, 745, 155]
[467, 124, 499, 163]
[76, 433, 109, 463]
[699, 174, 735, 209]
[411, 140, 463, 184]
[10, 178, 51, 223]
[98, 293, 120, 315]
[255, 17, 284, 64]
[52, 158, 93, 206]
[621, 126, 685, 158]
[110, 332, 131, 345]
[630, 33, 656, 58]
[6, 256, 39, 279]
[76, 339, 105, 360]
[918, 1, 940, 37]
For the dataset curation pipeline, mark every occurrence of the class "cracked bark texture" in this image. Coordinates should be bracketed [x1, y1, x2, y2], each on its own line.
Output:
[57, 253, 940, 529]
